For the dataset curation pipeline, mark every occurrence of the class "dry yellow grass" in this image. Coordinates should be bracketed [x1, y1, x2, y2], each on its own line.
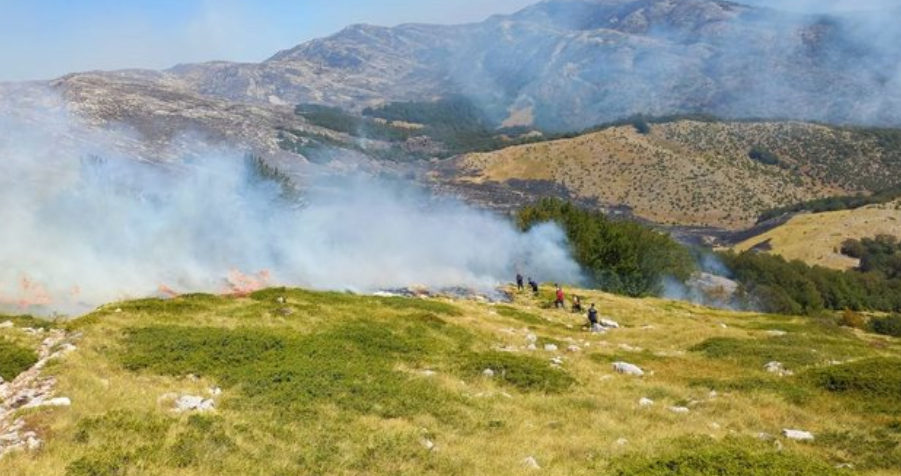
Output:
[1, 287, 899, 475]
[735, 202, 901, 269]
[450, 120, 894, 229]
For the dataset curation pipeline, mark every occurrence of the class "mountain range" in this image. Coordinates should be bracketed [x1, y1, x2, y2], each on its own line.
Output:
[3, 0, 901, 233]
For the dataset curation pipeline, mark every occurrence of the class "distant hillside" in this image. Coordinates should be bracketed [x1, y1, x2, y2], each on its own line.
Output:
[735, 201, 901, 270]
[162, 0, 901, 131]
[437, 119, 901, 229]
[9, 0, 901, 147]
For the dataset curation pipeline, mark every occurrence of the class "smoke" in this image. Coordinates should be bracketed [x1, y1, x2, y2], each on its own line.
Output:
[661, 253, 746, 311]
[0, 97, 583, 315]
[440, 0, 901, 130]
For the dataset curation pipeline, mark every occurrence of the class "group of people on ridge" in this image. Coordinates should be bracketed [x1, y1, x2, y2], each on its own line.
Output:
[515, 273, 599, 328]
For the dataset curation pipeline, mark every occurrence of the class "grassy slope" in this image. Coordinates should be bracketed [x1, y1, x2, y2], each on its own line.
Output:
[735, 201, 901, 270]
[451, 120, 901, 230]
[2, 288, 900, 475]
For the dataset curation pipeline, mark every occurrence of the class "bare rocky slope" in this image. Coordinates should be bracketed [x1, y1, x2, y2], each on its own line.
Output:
[3, 0, 901, 234]
[8, 0, 901, 136]
[117, 0, 901, 130]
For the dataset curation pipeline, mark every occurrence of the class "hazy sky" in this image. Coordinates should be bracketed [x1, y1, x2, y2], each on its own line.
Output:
[0, 0, 535, 81]
[0, 0, 896, 82]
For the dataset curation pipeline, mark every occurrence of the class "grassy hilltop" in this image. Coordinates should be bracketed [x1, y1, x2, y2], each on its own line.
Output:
[2, 287, 901, 475]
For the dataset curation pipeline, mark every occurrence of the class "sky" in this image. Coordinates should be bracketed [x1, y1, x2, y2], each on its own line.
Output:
[0, 0, 535, 81]
[0, 0, 896, 82]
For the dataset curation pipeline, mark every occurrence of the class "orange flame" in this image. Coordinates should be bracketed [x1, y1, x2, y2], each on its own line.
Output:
[225, 269, 271, 297]
[0, 275, 52, 309]
[158, 284, 180, 298]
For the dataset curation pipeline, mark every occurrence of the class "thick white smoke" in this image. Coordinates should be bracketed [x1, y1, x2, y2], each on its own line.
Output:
[0, 99, 583, 315]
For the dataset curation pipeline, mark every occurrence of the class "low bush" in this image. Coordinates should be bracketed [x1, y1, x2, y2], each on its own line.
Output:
[870, 314, 901, 337]
[611, 436, 844, 475]
[838, 309, 867, 329]
[817, 427, 901, 471]
[461, 351, 575, 393]
[0, 338, 38, 381]
[803, 357, 901, 414]
[689, 337, 824, 368]
[120, 319, 471, 420]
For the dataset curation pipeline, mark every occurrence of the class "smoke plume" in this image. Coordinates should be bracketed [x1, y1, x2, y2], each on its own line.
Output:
[0, 98, 583, 315]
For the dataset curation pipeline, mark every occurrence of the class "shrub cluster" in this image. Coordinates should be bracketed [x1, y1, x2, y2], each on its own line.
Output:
[0, 338, 38, 381]
[517, 198, 695, 296]
[718, 250, 901, 315]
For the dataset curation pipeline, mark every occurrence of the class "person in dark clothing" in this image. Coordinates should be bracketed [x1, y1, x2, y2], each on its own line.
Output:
[571, 295, 583, 313]
[528, 278, 539, 296]
[554, 285, 565, 309]
[516, 273, 524, 291]
[587, 303, 599, 326]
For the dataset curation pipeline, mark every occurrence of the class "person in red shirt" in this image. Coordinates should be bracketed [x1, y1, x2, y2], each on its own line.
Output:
[554, 285, 565, 309]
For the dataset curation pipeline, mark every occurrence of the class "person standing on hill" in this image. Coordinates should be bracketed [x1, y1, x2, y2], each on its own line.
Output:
[529, 278, 539, 296]
[587, 303, 599, 327]
[516, 273, 524, 292]
[554, 285, 565, 309]
[571, 295, 583, 313]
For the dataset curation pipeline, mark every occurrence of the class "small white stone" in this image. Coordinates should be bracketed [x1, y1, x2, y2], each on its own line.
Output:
[420, 370, 437, 377]
[600, 319, 620, 328]
[0, 321, 13, 329]
[615, 438, 629, 446]
[767, 330, 787, 337]
[612, 362, 644, 377]
[639, 397, 655, 407]
[782, 429, 815, 441]
[544, 344, 558, 352]
[42, 397, 72, 407]
[521, 456, 541, 470]
[566, 345, 581, 353]
[526, 343, 537, 351]
[421, 438, 435, 451]
[175, 395, 215, 413]
[26, 436, 41, 450]
[525, 333, 538, 343]
[482, 368, 495, 378]
[209, 386, 223, 396]
[669, 406, 690, 414]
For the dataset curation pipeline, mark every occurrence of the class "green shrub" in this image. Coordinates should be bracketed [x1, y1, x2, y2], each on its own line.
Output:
[461, 351, 575, 393]
[817, 427, 901, 471]
[690, 337, 824, 368]
[749, 147, 783, 167]
[804, 358, 901, 414]
[517, 198, 695, 297]
[0, 338, 38, 381]
[120, 320, 470, 419]
[870, 314, 901, 337]
[611, 436, 844, 475]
